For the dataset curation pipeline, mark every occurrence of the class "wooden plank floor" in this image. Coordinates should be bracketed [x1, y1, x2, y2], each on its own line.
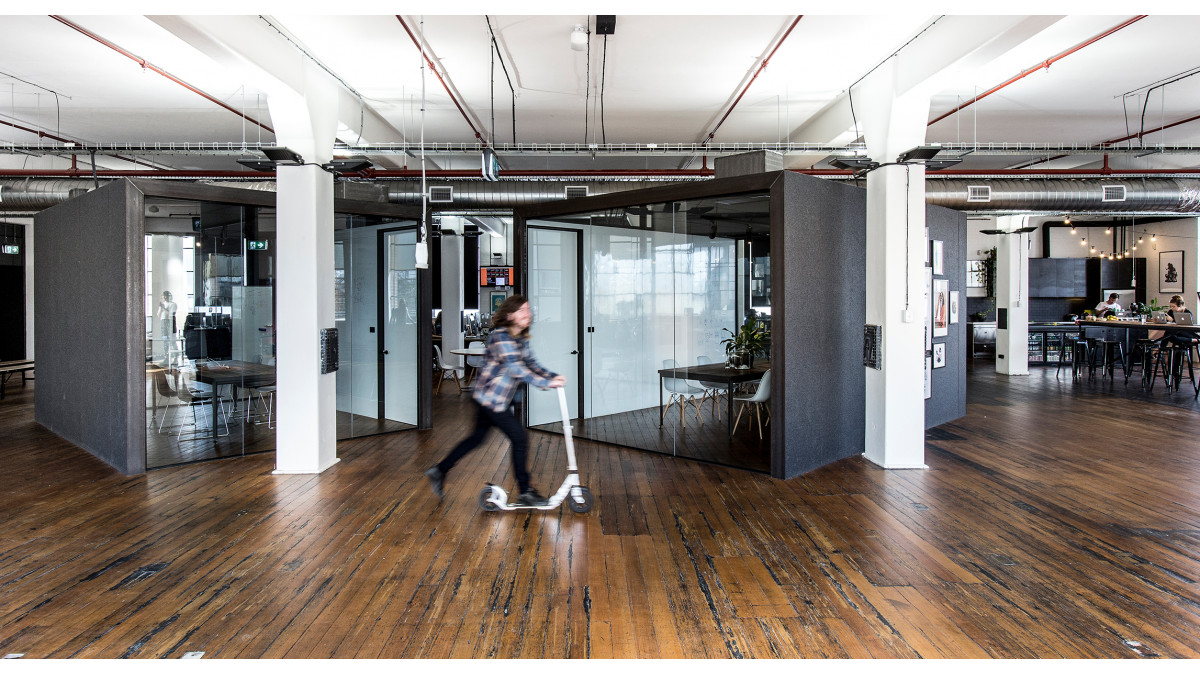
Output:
[1, 364, 1199, 658]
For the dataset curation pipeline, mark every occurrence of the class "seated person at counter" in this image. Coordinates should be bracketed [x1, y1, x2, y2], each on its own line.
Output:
[1148, 295, 1197, 346]
[1095, 293, 1122, 317]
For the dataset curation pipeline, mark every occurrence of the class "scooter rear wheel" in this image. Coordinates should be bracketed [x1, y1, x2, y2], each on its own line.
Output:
[479, 487, 500, 511]
[567, 486, 594, 513]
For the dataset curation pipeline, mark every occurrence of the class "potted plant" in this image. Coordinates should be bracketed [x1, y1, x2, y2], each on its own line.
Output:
[721, 318, 770, 369]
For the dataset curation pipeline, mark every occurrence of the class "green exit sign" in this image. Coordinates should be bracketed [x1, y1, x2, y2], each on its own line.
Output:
[2, 244, 19, 255]
[247, 240, 269, 251]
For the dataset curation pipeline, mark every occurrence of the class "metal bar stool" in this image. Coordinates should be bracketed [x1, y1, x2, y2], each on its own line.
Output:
[1071, 337, 1094, 381]
[1125, 338, 1156, 385]
[1097, 339, 1126, 382]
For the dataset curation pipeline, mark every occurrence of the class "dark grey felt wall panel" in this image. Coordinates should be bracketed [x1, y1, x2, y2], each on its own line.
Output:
[773, 171, 867, 479]
[34, 180, 145, 474]
[925, 204, 967, 429]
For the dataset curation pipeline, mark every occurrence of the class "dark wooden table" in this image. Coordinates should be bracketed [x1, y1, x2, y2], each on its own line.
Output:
[194, 361, 276, 438]
[658, 361, 770, 437]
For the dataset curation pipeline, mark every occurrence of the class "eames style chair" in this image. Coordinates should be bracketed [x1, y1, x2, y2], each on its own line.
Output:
[433, 345, 463, 395]
[732, 369, 772, 439]
[661, 359, 706, 428]
[465, 340, 486, 385]
[694, 355, 724, 420]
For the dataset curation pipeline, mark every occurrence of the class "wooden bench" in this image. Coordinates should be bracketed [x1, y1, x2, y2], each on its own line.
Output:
[0, 360, 34, 400]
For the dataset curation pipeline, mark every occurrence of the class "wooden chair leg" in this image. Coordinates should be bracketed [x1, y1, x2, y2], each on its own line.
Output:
[755, 402, 763, 439]
[434, 372, 443, 395]
[732, 401, 747, 435]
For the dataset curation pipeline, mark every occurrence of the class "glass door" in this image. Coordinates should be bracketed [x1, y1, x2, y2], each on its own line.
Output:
[527, 227, 581, 426]
[381, 228, 419, 426]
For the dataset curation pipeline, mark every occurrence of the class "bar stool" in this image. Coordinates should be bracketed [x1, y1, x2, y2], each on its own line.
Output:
[1055, 336, 1078, 378]
[1126, 338, 1157, 386]
[1070, 337, 1094, 380]
[1164, 343, 1196, 394]
[1097, 339, 1126, 382]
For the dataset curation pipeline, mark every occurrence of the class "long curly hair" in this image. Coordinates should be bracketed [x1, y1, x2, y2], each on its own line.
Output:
[491, 295, 531, 339]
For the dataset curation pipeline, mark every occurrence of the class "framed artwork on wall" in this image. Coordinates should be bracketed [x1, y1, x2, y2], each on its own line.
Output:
[933, 342, 946, 368]
[490, 291, 508, 314]
[932, 240, 944, 275]
[1160, 250, 1184, 294]
[933, 278, 949, 337]
[949, 291, 960, 324]
[925, 268, 934, 349]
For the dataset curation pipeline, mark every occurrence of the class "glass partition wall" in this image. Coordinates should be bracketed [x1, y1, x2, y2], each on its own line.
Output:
[334, 215, 420, 438]
[526, 193, 772, 472]
[144, 196, 421, 469]
[144, 198, 277, 467]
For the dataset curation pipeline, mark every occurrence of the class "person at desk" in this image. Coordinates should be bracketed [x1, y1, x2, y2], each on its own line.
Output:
[1095, 293, 1122, 317]
[425, 295, 565, 507]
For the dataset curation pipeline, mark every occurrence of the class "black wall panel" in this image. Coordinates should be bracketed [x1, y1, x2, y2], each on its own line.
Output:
[774, 171, 867, 478]
[34, 180, 145, 474]
[925, 205, 968, 430]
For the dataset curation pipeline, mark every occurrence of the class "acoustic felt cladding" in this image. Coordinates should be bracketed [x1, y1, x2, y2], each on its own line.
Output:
[772, 171, 867, 479]
[34, 180, 146, 474]
[925, 204, 967, 429]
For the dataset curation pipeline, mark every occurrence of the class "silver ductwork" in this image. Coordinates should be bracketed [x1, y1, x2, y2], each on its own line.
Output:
[925, 178, 1200, 213]
[0, 179, 106, 211]
[6, 176, 1200, 213]
[384, 181, 678, 207]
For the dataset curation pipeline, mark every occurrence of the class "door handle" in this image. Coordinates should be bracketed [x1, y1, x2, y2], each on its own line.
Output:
[570, 350, 579, 355]
[382, 350, 389, 355]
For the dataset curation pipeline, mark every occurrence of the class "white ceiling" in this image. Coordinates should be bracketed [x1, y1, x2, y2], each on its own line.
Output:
[2, 12, 1200, 176]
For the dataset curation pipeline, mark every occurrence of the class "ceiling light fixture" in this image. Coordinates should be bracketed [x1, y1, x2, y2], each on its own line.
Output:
[1064, 216, 1071, 225]
[1152, 233, 1157, 241]
[829, 156, 879, 171]
[570, 24, 589, 51]
[1105, 227, 1111, 235]
[1070, 226, 1077, 234]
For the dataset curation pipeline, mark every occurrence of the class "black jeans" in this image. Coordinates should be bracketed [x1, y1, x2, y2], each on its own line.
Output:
[436, 401, 531, 492]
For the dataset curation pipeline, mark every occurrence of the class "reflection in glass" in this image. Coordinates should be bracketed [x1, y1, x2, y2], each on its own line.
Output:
[527, 193, 771, 472]
[144, 199, 276, 468]
[334, 217, 419, 440]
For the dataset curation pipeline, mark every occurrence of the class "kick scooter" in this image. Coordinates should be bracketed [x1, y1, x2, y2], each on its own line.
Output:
[478, 386, 594, 513]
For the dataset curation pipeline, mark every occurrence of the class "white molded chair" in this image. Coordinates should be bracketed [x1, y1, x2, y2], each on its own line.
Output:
[732, 369, 771, 439]
[694, 355, 724, 421]
[433, 345, 463, 395]
[662, 359, 706, 427]
[172, 371, 229, 438]
[465, 340, 486, 385]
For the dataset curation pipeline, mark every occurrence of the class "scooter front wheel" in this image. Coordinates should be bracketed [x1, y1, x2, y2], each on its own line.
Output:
[568, 486, 594, 513]
[479, 487, 500, 511]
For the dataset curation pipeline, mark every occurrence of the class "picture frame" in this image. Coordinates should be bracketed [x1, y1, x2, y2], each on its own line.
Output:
[933, 278, 949, 337]
[924, 355, 932, 399]
[966, 260, 985, 288]
[1160, 250, 1184, 294]
[489, 291, 507, 314]
[949, 291, 960, 324]
[932, 240, 944, 275]
[933, 342, 946, 369]
[925, 268, 934, 349]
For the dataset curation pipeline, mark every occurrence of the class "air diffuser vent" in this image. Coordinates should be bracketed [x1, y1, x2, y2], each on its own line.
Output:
[565, 185, 589, 199]
[967, 185, 992, 202]
[1102, 185, 1127, 202]
[428, 186, 454, 203]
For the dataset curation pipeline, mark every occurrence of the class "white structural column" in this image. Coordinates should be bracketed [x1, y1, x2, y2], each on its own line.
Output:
[994, 215, 1031, 376]
[859, 59, 931, 470]
[440, 228, 465, 375]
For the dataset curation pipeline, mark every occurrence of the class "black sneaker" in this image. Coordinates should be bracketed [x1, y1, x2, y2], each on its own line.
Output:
[425, 467, 444, 499]
[517, 488, 548, 507]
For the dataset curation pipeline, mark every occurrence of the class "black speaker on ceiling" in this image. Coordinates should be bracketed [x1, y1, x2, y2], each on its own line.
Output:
[596, 15, 616, 35]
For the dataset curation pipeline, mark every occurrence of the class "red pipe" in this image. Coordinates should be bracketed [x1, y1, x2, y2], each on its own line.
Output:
[0, 168, 716, 179]
[928, 15, 1147, 126]
[395, 16, 486, 146]
[1101, 111, 1200, 146]
[49, 15, 274, 134]
[702, 16, 803, 145]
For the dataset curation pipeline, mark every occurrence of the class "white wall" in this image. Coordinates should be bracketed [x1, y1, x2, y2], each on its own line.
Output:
[1139, 217, 1199, 308]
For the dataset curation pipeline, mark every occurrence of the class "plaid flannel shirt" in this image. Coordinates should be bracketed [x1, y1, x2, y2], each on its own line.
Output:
[472, 328, 558, 412]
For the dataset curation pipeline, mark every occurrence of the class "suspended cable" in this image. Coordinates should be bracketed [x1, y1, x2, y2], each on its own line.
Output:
[601, 34, 608, 145]
[583, 19, 591, 144]
[485, 16, 517, 144]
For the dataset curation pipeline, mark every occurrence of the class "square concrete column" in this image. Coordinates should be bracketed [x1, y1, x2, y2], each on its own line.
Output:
[863, 164, 928, 469]
[274, 164, 339, 474]
[995, 217, 1030, 376]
